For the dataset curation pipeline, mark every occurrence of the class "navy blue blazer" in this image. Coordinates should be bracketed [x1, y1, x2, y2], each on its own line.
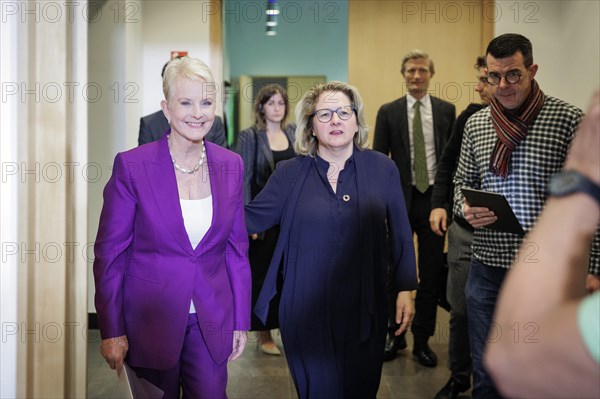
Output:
[245, 148, 418, 341]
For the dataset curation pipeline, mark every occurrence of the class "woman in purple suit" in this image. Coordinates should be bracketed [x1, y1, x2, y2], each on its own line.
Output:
[93, 57, 251, 398]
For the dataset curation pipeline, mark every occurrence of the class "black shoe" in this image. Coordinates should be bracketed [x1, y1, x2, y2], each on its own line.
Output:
[383, 333, 407, 361]
[433, 376, 471, 399]
[412, 344, 438, 367]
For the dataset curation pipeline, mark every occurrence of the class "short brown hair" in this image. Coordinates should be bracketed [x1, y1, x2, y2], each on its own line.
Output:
[401, 49, 435, 76]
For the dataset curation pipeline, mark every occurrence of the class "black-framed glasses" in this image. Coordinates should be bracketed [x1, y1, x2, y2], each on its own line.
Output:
[486, 71, 522, 85]
[312, 106, 356, 123]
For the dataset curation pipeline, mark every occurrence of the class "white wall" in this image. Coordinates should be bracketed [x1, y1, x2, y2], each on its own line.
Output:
[141, 1, 212, 117]
[495, 0, 600, 110]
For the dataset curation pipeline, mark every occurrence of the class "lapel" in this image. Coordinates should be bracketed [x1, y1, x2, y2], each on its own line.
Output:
[145, 133, 195, 256]
[256, 129, 275, 172]
[257, 125, 295, 173]
[283, 125, 295, 148]
[430, 97, 442, 159]
[193, 141, 226, 254]
[398, 96, 410, 158]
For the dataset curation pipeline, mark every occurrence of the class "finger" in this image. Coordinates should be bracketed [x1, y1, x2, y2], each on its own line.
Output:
[395, 308, 413, 327]
[395, 325, 407, 335]
[431, 224, 443, 236]
[430, 219, 444, 236]
[395, 319, 411, 335]
[429, 219, 438, 232]
[395, 305, 405, 325]
[475, 216, 498, 227]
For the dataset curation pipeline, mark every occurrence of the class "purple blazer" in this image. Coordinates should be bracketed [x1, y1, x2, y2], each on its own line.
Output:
[93, 133, 251, 368]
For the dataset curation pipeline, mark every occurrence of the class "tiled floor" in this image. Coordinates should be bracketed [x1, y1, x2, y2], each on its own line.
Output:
[87, 309, 471, 398]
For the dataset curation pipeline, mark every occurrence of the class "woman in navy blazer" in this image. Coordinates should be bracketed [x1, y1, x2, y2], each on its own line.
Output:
[245, 81, 418, 398]
[93, 57, 251, 398]
[234, 84, 296, 355]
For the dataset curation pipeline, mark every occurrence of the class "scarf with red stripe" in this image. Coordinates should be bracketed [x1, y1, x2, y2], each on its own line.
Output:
[489, 80, 544, 177]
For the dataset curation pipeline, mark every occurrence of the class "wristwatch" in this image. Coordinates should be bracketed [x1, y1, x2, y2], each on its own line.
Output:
[548, 170, 600, 205]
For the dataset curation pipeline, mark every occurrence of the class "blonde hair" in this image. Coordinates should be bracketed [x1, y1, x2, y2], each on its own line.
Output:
[294, 81, 369, 156]
[162, 57, 215, 102]
[401, 49, 435, 76]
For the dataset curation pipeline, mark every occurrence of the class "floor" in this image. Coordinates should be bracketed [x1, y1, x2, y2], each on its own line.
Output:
[87, 309, 471, 398]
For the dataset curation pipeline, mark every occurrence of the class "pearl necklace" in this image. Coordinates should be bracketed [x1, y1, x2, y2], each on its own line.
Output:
[169, 138, 206, 174]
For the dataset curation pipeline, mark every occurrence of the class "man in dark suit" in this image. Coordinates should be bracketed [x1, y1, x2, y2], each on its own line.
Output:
[138, 58, 227, 147]
[374, 49, 455, 367]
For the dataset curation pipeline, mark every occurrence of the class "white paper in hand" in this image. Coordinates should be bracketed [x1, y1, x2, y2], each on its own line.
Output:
[117, 363, 164, 399]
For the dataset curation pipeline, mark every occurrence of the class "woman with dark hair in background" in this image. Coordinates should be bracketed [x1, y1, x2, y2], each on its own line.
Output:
[235, 84, 296, 355]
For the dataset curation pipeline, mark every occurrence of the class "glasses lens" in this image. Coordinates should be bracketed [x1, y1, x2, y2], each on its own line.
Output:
[337, 106, 353, 120]
[316, 110, 332, 122]
[506, 72, 521, 84]
[487, 75, 500, 85]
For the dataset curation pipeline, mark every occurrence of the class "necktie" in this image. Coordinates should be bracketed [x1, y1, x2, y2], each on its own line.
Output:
[413, 101, 429, 193]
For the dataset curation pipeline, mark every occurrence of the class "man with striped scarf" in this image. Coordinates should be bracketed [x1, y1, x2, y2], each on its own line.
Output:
[452, 33, 600, 398]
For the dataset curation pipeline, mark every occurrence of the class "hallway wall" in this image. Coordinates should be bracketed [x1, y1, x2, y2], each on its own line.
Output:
[224, 0, 348, 83]
[348, 0, 493, 142]
[0, 2, 88, 397]
[495, 0, 600, 110]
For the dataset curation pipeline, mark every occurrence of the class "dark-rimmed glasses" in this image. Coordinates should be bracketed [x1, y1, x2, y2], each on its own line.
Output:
[312, 106, 356, 123]
[486, 71, 522, 85]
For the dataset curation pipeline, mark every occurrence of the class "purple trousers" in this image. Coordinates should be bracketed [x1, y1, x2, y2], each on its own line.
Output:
[130, 313, 228, 399]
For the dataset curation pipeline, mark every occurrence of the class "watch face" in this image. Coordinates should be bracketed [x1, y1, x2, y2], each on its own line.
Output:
[549, 170, 600, 204]
[562, 172, 580, 189]
[550, 171, 582, 195]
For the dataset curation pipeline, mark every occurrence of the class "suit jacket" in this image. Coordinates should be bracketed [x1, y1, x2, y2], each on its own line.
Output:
[431, 103, 487, 219]
[233, 124, 296, 205]
[93, 135, 251, 368]
[138, 110, 227, 148]
[373, 95, 456, 210]
[245, 149, 418, 342]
